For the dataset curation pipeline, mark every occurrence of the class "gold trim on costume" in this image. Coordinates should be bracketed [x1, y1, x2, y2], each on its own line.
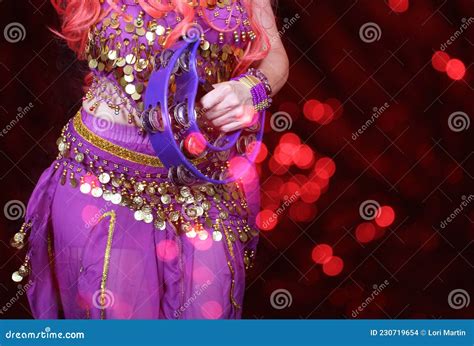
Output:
[73, 110, 206, 168]
[98, 210, 117, 320]
[73, 111, 165, 167]
[219, 219, 241, 310]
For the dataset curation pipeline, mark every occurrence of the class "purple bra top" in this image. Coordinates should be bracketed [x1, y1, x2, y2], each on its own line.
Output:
[85, 0, 256, 114]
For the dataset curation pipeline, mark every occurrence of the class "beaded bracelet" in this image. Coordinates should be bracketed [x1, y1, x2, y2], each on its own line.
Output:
[247, 68, 273, 96]
[233, 71, 273, 113]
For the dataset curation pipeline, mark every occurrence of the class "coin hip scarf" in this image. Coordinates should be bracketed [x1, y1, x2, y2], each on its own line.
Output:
[10, 0, 272, 319]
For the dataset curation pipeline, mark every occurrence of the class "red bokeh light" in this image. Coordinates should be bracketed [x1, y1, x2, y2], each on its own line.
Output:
[375, 206, 396, 227]
[446, 59, 466, 80]
[201, 301, 223, 319]
[156, 239, 179, 262]
[254, 142, 268, 163]
[293, 144, 315, 168]
[325, 98, 343, 120]
[301, 181, 321, 203]
[279, 181, 300, 198]
[314, 157, 336, 179]
[256, 209, 278, 231]
[280, 132, 301, 145]
[355, 222, 377, 243]
[303, 99, 324, 122]
[289, 201, 317, 222]
[184, 132, 207, 157]
[432, 51, 450, 72]
[317, 103, 335, 125]
[268, 157, 289, 175]
[323, 256, 344, 276]
[388, 0, 409, 13]
[275, 143, 295, 166]
[312, 244, 333, 264]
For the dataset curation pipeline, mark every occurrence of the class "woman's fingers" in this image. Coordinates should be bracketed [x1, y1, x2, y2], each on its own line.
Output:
[211, 112, 237, 127]
[220, 121, 244, 133]
[201, 83, 234, 110]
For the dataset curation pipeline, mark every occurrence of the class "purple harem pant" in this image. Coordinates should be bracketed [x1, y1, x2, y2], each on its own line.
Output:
[23, 109, 260, 319]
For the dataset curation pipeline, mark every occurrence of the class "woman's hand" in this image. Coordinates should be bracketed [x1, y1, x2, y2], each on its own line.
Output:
[200, 81, 256, 133]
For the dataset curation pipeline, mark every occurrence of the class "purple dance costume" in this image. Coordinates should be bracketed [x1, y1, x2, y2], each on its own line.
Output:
[12, 0, 262, 319]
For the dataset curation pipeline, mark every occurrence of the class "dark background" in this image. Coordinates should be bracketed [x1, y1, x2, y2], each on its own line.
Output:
[0, 0, 473, 319]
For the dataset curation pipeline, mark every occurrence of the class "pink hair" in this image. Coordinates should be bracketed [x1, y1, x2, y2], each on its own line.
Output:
[50, 0, 269, 76]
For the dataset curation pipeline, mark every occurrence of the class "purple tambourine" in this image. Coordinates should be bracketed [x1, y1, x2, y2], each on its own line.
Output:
[142, 33, 265, 185]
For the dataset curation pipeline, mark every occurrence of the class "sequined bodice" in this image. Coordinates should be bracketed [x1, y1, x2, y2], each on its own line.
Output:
[85, 0, 255, 114]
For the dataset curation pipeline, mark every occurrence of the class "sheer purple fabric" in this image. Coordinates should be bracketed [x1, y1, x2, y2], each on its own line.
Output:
[25, 110, 260, 319]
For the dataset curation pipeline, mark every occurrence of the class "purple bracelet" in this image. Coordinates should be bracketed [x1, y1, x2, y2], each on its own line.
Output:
[248, 68, 273, 95]
[233, 72, 272, 113]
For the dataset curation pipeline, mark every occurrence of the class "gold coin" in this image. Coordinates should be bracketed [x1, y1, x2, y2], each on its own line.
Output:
[155, 25, 166, 36]
[116, 57, 126, 67]
[123, 65, 134, 75]
[125, 84, 136, 95]
[125, 23, 135, 33]
[200, 40, 210, 51]
[136, 27, 146, 36]
[107, 50, 117, 60]
[125, 54, 137, 65]
[88, 59, 98, 69]
[146, 31, 156, 42]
